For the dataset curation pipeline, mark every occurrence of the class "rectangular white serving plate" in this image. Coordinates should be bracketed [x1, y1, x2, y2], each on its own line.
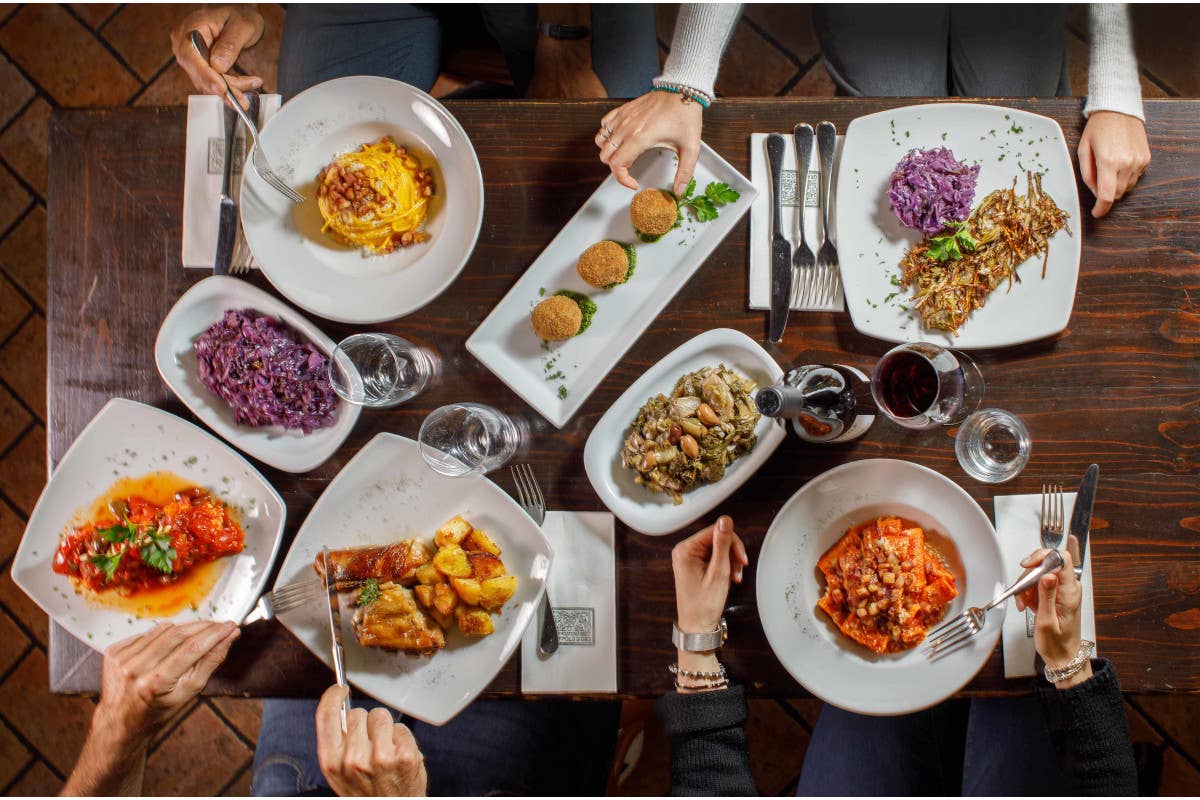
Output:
[155, 276, 360, 473]
[836, 103, 1081, 349]
[272, 433, 552, 725]
[583, 328, 785, 536]
[467, 144, 756, 428]
[12, 398, 287, 652]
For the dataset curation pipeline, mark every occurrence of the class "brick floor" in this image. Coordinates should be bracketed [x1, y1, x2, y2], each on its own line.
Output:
[0, 4, 1197, 796]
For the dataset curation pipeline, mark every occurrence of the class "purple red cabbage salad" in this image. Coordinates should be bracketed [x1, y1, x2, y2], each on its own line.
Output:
[887, 147, 981, 236]
[194, 309, 337, 434]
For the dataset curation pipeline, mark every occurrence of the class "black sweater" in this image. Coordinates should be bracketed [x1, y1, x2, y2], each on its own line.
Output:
[656, 658, 1137, 796]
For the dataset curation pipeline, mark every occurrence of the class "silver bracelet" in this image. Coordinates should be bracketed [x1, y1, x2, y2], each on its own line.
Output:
[1043, 640, 1096, 684]
[669, 662, 727, 681]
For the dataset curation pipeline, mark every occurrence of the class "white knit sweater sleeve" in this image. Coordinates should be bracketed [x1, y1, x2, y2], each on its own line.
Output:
[655, 3, 744, 100]
[1084, 3, 1144, 121]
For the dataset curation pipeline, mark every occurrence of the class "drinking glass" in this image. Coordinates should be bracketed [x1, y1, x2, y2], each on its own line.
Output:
[328, 333, 432, 408]
[418, 403, 520, 477]
[955, 408, 1031, 483]
[869, 342, 984, 429]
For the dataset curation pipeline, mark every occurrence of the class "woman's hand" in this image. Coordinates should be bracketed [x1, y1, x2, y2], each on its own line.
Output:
[170, 4, 265, 107]
[316, 686, 428, 796]
[672, 515, 748, 633]
[1014, 542, 1091, 688]
[1077, 110, 1151, 218]
[596, 90, 703, 195]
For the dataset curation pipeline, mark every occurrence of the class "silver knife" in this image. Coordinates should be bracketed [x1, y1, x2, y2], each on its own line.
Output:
[214, 101, 238, 276]
[322, 548, 351, 731]
[767, 133, 792, 343]
[1067, 464, 1099, 579]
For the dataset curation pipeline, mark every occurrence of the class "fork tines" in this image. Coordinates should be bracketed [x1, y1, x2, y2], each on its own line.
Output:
[510, 463, 545, 521]
[1040, 483, 1065, 546]
[922, 612, 979, 659]
[270, 576, 325, 612]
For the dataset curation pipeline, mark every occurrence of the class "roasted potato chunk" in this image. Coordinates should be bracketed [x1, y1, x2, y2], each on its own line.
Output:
[455, 605, 495, 637]
[468, 551, 506, 580]
[413, 584, 435, 609]
[479, 575, 518, 611]
[414, 563, 442, 586]
[428, 607, 454, 630]
[432, 582, 459, 616]
[434, 515, 473, 548]
[432, 545, 472, 578]
[450, 577, 483, 606]
[463, 529, 501, 556]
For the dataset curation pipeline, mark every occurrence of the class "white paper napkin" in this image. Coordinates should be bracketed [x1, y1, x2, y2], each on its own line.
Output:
[182, 94, 282, 270]
[994, 492, 1096, 678]
[748, 132, 845, 312]
[520, 511, 616, 694]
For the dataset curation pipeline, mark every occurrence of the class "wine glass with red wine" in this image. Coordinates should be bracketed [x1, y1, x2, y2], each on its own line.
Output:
[869, 343, 984, 429]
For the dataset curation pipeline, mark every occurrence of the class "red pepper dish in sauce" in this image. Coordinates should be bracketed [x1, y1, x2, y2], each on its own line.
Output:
[53, 487, 245, 594]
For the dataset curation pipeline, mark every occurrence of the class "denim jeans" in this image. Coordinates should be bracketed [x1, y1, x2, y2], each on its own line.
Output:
[278, 4, 659, 99]
[797, 696, 1068, 796]
[813, 4, 1071, 98]
[251, 696, 620, 796]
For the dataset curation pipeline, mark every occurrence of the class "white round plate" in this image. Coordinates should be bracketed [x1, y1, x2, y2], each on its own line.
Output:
[240, 76, 484, 324]
[756, 458, 1004, 715]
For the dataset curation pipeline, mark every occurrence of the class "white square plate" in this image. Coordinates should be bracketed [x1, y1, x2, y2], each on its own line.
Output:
[12, 399, 287, 651]
[155, 275, 360, 473]
[836, 103, 1081, 348]
[467, 145, 756, 428]
[583, 328, 786, 536]
[273, 433, 552, 725]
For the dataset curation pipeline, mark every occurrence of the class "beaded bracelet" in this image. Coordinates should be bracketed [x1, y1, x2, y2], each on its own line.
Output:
[651, 82, 711, 110]
[669, 663, 727, 681]
[1043, 640, 1096, 684]
[674, 677, 730, 691]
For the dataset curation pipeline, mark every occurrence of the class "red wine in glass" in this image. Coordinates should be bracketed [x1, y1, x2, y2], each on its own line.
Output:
[870, 343, 983, 429]
[875, 350, 939, 418]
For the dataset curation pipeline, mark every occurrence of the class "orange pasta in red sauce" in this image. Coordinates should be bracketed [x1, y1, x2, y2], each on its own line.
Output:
[817, 516, 957, 653]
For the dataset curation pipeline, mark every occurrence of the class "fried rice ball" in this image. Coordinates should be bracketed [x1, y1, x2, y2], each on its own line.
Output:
[630, 188, 679, 238]
[576, 240, 635, 288]
[530, 295, 583, 341]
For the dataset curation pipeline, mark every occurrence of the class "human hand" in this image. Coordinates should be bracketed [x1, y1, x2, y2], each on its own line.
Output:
[1014, 541, 1091, 688]
[170, 4, 265, 108]
[316, 686, 427, 796]
[596, 90, 704, 196]
[1077, 110, 1151, 218]
[672, 515, 748, 634]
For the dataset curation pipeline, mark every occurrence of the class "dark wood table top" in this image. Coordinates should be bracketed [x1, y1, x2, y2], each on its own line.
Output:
[45, 98, 1200, 697]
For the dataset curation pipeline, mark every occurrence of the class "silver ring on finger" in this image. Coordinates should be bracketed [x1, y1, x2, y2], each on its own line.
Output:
[603, 123, 615, 139]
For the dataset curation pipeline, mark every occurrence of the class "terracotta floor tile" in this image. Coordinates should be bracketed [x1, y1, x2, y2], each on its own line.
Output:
[0, 205, 46, 311]
[0, 605, 29, 677]
[102, 4, 201, 81]
[0, 4, 140, 107]
[744, 3, 820, 65]
[0, 491, 24, 561]
[1132, 695, 1200, 763]
[715, 21, 799, 97]
[0, 649, 94, 775]
[3, 758, 61, 796]
[1161, 746, 1200, 796]
[210, 697, 262, 744]
[0, 52, 33, 130]
[745, 698, 809, 795]
[0, 165, 30, 235]
[237, 3, 285, 94]
[0, 98, 51, 198]
[0, 272, 30, 344]
[786, 61, 836, 98]
[0, 718, 32, 789]
[0, 378, 30, 458]
[0, 567, 47, 647]
[1124, 699, 1163, 745]
[70, 3, 119, 30]
[0, 424, 46, 515]
[221, 764, 253, 796]
[1130, 5, 1200, 96]
[133, 64, 196, 108]
[144, 704, 252, 796]
[0, 315, 45, 417]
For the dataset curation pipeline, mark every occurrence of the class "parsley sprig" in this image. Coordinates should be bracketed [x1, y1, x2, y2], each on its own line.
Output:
[356, 578, 382, 607]
[89, 553, 122, 582]
[677, 179, 740, 223]
[927, 221, 977, 262]
[139, 529, 177, 575]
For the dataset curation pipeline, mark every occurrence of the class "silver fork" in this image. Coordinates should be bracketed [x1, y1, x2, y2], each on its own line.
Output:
[242, 576, 325, 624]
[791, 123, 817, 307]
[923, 549, 1065, 659]
[511, 463, 558, 655]
[189, 32, 304, 204]
[814, 121, 841, 307]
[1040, 483, 1065, 549]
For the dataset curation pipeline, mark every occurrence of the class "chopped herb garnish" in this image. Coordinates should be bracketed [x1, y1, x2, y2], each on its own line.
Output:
[557, 386, 568, 399]
[98, 522, 139, 543]
[139, 529, 177, 574]
[926, 221, 978, 262]
[357, 578, 381, 607]
[1010, 123, 1024, 134]
[89, 552, 122, 582]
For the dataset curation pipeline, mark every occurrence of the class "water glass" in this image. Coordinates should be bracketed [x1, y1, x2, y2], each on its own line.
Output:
[869, 342, 984, 429]
[328, 333, 432, 408]
[955, 408, 1032, 483]
[418, 403, 520, 477]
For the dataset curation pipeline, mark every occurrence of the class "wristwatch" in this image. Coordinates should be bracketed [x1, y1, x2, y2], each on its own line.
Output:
[538, 22, 590, 40]
[672, 618, 728, 652]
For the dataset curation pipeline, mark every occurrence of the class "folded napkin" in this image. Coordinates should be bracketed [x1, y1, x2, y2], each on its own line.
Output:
[182, 94, 282, 270]
[748, 132, 846, 312]
[521, 511, 617, 694]
[994, 492, 1096, 678]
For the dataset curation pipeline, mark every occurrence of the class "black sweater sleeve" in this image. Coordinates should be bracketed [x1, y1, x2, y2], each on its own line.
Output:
[656, 686, 759, 796]
[1034, 658, 1138, 796]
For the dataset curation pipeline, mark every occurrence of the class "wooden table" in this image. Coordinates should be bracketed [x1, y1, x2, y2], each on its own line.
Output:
[45, 99, 1200, 697]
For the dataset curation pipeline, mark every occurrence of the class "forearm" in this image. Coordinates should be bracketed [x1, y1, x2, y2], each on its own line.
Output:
[657, 685, 757, 796]
[1084, 3, 1143, 120]
[62, 721, 150, 796]
[657, 3, 743, 100]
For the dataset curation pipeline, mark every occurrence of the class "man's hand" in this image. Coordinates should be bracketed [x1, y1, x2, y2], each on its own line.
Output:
[316, 686, 428, 796]
[596, 90, 704, 196]
[170, 5, 265, 107]
[1077, 110, 1151, 218]
[64, 621, 239, 795]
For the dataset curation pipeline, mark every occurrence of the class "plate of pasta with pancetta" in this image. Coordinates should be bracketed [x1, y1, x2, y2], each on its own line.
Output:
[239, 75, 484, 324]
[756, 458, 1005, 716]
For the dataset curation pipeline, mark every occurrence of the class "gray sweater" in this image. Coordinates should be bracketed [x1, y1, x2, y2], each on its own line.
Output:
[656, 658, 1137, 796]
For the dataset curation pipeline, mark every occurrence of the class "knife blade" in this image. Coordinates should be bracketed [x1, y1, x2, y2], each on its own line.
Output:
[214, 101, 238, 276]
[767, 133, 792, 343]
[322, 548, 351, 731]
[1068, 464, 1099, 578]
